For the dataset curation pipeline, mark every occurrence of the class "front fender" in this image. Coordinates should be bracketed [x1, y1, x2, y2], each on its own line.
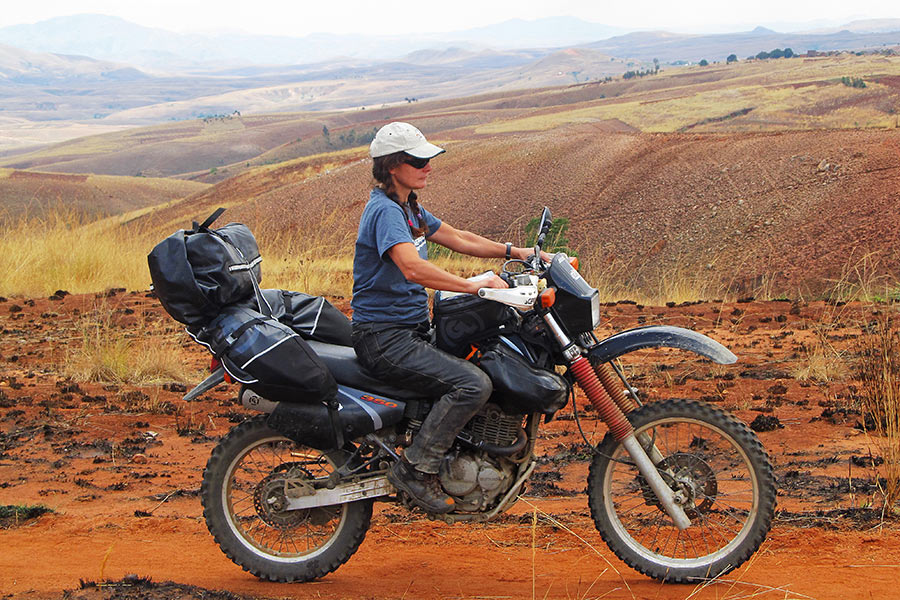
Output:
[587, 325, 737, 365]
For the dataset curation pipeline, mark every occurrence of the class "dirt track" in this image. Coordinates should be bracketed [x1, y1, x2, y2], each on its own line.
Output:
[2, 291, 899, 599]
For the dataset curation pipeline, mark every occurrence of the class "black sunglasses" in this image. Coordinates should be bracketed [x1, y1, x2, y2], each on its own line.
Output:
[403, 154, 430, 169]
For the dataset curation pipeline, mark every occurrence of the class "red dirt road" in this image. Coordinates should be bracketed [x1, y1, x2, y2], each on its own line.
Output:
[2, 291, 899, 599]
[3, 504, 899, 600]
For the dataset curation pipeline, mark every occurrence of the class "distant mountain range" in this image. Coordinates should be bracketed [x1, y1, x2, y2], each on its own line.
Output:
[4, 14, 899, 71]
[584, 24, 900, 62]
[0, 14, 627, 69]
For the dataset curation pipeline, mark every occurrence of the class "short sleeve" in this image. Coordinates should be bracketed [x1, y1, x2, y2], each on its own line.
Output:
[372, 202, 415, 259]
[421, 206, 442, 238]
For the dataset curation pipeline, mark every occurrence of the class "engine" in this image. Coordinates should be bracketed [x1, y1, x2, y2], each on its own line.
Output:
[405, 403, 525, 512]
[439, 448, 517, 512]
[442, 404, 523, 512]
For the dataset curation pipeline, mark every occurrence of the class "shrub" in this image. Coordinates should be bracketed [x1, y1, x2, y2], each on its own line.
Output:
[841, 76, 867, 88]
[525, 217, 576, 256]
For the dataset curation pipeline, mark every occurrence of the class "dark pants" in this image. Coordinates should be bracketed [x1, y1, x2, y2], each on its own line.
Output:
[351, 321, 491, 474]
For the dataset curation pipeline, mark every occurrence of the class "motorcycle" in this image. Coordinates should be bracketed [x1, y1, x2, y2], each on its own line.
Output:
[187, 207, 776, 584]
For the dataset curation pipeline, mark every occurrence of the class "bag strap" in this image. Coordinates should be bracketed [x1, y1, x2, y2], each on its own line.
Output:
[193, 207, 226, 232]
[248, 269, 272, 318]
[209, 317, 267, 356]
[202, 216, 271, 319]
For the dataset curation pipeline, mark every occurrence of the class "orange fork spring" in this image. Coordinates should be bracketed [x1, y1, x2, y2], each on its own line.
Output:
[569, 356, 633, 441]
[594, 361, 639, 415]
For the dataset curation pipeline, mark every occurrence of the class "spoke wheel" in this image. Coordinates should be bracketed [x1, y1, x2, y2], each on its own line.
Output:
[587, 399, 775, 582]
[201, 416, 372, 582]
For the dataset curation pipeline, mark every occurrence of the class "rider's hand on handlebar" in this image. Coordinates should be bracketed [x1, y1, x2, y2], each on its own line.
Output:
[470, 274, 508, 293]
[511, 246, 554, 266]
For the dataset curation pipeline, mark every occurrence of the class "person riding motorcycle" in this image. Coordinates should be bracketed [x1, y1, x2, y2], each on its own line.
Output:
[350, 122, 540, 513]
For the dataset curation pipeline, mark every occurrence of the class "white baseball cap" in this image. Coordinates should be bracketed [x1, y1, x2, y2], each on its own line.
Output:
[369, 122, 445, 159]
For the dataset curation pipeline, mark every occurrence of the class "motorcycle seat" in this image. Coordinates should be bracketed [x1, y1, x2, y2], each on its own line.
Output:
[307, 340, 426, 401]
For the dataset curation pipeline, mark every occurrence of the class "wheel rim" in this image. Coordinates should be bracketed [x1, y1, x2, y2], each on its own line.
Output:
[603, 417, 760, 569]
[222, 435, 348, 563]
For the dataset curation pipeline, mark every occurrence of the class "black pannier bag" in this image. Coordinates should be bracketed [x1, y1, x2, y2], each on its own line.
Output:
[189, 305, 337, 404]
[148, 209, 263, 326]
[237, 289, 352, 346]
[476, 343, 568, 415]
[432, 291, 519, 357]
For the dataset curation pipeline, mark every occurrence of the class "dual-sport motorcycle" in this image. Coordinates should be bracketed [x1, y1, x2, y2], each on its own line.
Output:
[186, 208, 776, 584]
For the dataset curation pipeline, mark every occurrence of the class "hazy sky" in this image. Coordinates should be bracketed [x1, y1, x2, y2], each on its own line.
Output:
[2, 1, 899, 36]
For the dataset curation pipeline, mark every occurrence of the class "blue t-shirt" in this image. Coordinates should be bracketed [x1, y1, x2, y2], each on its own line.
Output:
[351, 188, 442, 324]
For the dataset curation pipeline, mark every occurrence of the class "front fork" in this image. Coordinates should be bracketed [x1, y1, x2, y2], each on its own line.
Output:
[543, 312, 691, 530]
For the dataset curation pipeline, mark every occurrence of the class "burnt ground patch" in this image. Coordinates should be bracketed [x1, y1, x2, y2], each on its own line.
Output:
[0, 504, 52, 528]
[777, 467, 889, 508]
[62, 576, 259, 600]
[775, 507, 897, 529]
[526, 470, 580, 497]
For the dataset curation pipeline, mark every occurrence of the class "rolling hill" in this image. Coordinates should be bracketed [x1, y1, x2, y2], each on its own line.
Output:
[5, 52, 899, 181]
[0, 169, 208, 222]
[4, 50, 900, 299]
[128, 123, 900, 299]
[1, 14, 899, 156]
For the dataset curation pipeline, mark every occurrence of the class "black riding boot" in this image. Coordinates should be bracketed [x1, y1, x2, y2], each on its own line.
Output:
[388, 458, 455, 514]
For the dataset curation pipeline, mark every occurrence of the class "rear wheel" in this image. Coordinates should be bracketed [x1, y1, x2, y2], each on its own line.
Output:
[201, 416, 372, 582]
[587, 399, 775, 582]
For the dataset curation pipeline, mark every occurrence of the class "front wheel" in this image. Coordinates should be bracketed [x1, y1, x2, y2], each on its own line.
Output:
[201, 415, 373, 582]
[587, 399, 775, 583]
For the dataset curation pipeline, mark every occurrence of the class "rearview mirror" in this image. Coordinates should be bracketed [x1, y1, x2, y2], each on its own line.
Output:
[536, 207, 552, 249]
[538, 207, 552, 236]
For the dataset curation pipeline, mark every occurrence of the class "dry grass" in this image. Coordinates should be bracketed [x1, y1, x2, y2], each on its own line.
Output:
[64, 299, 198, 385]
[580, 250, 731, 305]
[5, 197, 897, 308]
[854, 311, 900, 510]
[824, 252, 900, 304]
[791, 326, 850, 382]
[477, 54, 900, 135]
[0, 209, 159, 297]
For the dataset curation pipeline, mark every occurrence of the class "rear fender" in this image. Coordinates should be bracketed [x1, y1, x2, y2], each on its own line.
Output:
[587, 325, 737, 365]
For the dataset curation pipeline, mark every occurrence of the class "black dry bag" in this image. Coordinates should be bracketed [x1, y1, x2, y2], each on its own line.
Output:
[148, 208, 263, 326]
[189, 305, 337, 404]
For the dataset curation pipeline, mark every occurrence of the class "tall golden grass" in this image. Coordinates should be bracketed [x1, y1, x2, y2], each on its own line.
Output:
[824, 252, 900, 304]
[0, 204, 500, 300]
[579, 250, 736, 305]
[854, 311, 900, 511]
[3, 203, 897, 307]
[0, 208, 156, 297]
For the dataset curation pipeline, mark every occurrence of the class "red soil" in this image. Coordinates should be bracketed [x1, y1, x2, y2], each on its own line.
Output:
[2, 291, 899, 599]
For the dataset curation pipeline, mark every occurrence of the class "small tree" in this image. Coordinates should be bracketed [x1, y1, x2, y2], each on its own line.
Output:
[727, 54, 738, 63]
[699, 59, 709, 66]
[784, 47, 794, 58]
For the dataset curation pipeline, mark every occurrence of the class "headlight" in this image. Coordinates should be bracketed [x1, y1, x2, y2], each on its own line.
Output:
[590, 291, 601, 329]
